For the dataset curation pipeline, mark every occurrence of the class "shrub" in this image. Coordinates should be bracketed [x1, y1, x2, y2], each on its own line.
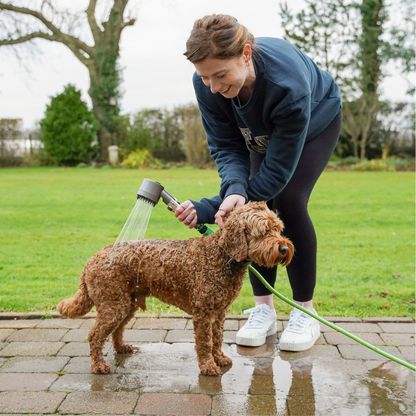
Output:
[352, 159, 396, 172]
[122, 149, 161, 169]
[40, 85, 99, 165]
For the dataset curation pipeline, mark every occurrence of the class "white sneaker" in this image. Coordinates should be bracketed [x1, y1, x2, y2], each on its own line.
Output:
[279, 308, 321, 352]
[236, 304, 278, 347]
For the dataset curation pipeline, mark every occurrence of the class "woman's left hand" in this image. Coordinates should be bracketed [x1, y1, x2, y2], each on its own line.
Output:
[215, 194, 246, 228]
[175, 200, 198, 229]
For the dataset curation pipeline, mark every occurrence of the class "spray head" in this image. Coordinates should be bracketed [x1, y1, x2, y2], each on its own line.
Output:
[137, 178, 180, 212]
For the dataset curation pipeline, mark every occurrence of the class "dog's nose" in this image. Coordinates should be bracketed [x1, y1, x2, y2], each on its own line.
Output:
[279, 245, 289, 255]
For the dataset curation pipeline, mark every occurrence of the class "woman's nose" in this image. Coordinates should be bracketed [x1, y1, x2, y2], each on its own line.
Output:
[210, 80, 221, 94]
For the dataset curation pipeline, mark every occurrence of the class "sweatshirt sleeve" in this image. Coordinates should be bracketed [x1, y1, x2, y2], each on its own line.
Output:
[246, 94, 311, 201]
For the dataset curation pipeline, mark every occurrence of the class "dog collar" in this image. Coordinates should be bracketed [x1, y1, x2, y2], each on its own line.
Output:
[223, 257, 252, 275]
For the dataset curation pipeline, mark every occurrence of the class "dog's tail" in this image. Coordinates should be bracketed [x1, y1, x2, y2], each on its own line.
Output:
[58, 273, 94, 319]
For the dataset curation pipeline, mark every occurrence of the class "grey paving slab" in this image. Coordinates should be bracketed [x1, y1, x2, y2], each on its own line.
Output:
[398, 346, 415, 362]
[185, 319, 239, 331]
[165, 330, 195, 343]
[212, 394, 287, 416]
[57, 341, 111, 356]
[324, 331, 384, 345]
[0, 341, 65, 357]
[0, 356, 70, 373]
[58, 391, 138, 414]
[61, 329, 90, 342]
[133, 317, 187, 330]
[380, 332, 415, 345]
[378, 322, 416, 333]
[0, 320, 41, 329]
[35, 318, 84, 329]
[7, 328, 68, 342]
[49, 373, 124, 392]
[0, 358, 6, 368]
[279, 345, 341, 360]
[287, 395, 414, 416]
[0, 312, 26, 320]
[0, 373, 58, 391]
[362, 316, 414, 323]
[123, 329, 167, 342]
[338, 344, 404, 360]
[0, 391, 66, 413]
[63, 356, 117, 374]
[135, 392, 212, 415]
[325, 322, 382, 333]
[0, 343, 6, 352]
[81, 318, 135, 329]
[0, 329, 15, 342]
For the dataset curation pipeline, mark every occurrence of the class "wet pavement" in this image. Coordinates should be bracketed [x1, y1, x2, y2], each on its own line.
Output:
[0, 313, 414, 415]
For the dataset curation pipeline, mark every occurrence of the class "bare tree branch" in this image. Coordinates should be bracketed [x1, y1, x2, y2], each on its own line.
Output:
[0, 2, 94, 58]
[86, 0, 102, 45]
[0, 31, 54, 46]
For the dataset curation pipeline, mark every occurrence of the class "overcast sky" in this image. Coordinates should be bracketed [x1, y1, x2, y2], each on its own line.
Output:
[0, 0, 411, 130]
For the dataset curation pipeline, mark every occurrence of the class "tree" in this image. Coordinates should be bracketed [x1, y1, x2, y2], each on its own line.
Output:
[0, 0, 135, 161]
[279, 0, 387, 159]
[279, 0, 361, 97]
[0, 118, 22, 159]
[40, 84, 99, 165]
[382, 0, 415, 96]
[178, 103, 210, 168]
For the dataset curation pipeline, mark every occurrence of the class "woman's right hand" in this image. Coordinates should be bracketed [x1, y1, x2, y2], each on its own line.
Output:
[175, 200, 198, 229]
[215, 194, 246, 229]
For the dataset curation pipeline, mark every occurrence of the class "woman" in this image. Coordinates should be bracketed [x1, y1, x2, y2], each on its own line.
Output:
[175, 14, 342, 351]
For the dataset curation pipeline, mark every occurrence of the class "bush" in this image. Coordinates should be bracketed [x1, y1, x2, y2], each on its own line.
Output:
[40, 85, 100, 165]
[352, 159, 396, 172]
[121, 149, 161, 169]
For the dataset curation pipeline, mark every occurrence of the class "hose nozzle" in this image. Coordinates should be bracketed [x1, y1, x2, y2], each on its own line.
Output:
[137, 178, 180, 212]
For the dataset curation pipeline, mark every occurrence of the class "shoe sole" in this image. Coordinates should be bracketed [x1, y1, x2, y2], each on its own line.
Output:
[279, 330, 321, 352]
[236, 321, 278, 347]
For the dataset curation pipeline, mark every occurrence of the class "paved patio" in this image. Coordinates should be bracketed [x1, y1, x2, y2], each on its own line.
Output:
[0, 312, 414, 415]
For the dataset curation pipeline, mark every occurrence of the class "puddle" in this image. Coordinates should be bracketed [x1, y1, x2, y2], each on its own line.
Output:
[50, 342, 415, 415]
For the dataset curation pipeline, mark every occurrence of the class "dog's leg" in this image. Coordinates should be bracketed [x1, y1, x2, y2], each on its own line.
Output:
[111, 304, 137, 354]
[212, 311, 232, 368]
[88, 302, 129, 374]
[193, 315, 220, 376]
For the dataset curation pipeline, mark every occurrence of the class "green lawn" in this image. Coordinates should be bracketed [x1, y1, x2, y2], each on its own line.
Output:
[0, 167, 414, 317]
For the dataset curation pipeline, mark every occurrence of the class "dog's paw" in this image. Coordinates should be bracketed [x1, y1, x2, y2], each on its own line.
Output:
[215, 355, 232, 367]
[91, 361, 112, 374]
[114, 343, 134, 354]
[200, 361, 221, 376]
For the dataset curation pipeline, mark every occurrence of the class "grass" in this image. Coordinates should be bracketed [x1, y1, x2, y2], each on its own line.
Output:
[0, 167, 414, 317]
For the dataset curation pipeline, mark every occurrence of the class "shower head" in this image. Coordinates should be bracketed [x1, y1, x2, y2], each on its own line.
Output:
[137, 178, 181, 212]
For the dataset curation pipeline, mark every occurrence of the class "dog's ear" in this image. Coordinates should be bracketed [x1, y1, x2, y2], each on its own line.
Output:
[219, 214, 248, 262]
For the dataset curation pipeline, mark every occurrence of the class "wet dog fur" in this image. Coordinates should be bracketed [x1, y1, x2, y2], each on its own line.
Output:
[58, 201, 293, 376]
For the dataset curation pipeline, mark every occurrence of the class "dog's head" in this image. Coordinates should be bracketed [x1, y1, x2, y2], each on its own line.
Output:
[219, 201, 294, 268]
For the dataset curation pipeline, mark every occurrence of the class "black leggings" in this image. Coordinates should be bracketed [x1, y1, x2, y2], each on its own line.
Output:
[249, 111, 342, 301]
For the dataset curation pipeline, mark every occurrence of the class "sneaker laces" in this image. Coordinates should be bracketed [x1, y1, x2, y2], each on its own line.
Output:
[287, 308, 311, 331]
[243, 304, 273, 328]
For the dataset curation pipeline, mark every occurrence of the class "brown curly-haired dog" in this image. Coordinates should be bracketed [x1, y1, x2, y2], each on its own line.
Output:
[58, 201, 293, 376]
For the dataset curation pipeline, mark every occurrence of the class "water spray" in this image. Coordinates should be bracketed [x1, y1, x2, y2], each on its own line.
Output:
[131, 178, 415, 371]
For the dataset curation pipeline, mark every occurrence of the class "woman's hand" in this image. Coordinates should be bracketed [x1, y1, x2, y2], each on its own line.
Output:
[175, 200, 198, 229]
[215, 194, 246, 229]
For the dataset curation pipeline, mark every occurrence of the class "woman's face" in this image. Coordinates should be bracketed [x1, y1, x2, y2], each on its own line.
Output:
[194, 48, 254, 98]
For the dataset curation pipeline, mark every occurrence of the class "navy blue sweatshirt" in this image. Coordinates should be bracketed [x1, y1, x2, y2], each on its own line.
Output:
[191, 37, 342, 224]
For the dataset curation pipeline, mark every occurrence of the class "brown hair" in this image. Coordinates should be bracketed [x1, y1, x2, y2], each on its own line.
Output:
[184, 14, 257, 63]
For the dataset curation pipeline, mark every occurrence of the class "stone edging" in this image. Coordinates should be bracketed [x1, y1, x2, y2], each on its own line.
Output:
[0, 312, 414, 322]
